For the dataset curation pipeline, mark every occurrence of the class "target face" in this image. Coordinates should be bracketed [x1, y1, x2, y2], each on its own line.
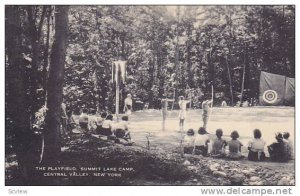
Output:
[263, 90, 278, 104]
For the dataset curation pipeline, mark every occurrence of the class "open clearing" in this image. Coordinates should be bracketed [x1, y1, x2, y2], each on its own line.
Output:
[129, 107, 294, 156]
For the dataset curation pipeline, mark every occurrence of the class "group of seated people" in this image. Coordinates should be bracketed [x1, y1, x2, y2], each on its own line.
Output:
[183, 127, 293, 162]
[76, 108, 132, 143]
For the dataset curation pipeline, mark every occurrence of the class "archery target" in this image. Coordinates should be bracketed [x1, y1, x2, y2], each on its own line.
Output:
[262, 90, 278, 104]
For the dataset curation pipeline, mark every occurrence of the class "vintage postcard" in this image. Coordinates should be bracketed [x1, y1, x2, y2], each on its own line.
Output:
[5, 4, 295, 188]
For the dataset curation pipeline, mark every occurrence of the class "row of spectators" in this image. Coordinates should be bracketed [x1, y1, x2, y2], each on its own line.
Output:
[66, 108, 132, 143]
[183, 128, 293, 162]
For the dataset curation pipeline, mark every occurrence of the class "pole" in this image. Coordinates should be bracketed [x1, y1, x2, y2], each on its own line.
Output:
[162, 99, 166, 131]
[189, 89, 192, 109]
[115, 63, 119, 121]
[211, 85, 214, 104]
[171, 6, 180, 111]
[240, 52, 246, 106]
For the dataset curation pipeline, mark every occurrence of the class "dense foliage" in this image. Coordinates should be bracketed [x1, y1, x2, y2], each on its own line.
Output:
[65, 5, 295, 112]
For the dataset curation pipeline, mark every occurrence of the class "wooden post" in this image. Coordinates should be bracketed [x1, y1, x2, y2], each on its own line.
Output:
[162, 99, 166, 131]
[240, 52, 246, 106]
[189, 89, 192, 109]
[211, 85, 214, 104]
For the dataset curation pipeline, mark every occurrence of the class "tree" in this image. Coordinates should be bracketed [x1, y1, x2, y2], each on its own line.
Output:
[27, 6, 48, 118]
[43, 6, 69, 163]
[5, 5, 33, 183]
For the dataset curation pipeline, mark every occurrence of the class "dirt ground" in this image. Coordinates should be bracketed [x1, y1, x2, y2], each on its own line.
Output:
[129, 107, 294, 156]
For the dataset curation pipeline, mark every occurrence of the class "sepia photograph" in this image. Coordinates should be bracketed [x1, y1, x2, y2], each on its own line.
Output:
[4, 4, 295, 187]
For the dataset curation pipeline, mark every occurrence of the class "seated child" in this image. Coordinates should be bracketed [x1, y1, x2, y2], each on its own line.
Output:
[99, 114, 114, 136]
[95, 112, 107, 134]
[227, 130, 244, 160]
[247, 129, 266, 161]
[268, 133, 290, 162]
[114, 116, 132, 142]
[88, 109, 97, 133]
[211, 129, 227, 158]
[182, 129, 195, 154]
[78, 108, 89, 133]
[283, 132, 294, 160]
[193, 127, 210, 156]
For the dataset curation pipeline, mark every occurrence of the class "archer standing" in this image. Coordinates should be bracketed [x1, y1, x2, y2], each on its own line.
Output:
[202, 99, 213, 130]
[124, 94, 133, 117]
[178, 96, 190, 131]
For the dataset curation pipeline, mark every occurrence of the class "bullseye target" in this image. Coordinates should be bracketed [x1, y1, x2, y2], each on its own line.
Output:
[262, 90, 278, 104]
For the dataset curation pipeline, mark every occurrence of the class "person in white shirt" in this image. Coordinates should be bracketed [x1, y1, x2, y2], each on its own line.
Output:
[100, 114, 114, 136]
[114, 116, 131, 142]
[247, 129, 266, 161]
[183, 129, 195, 154]
[95, 112, 107, 134]
[178, 96, 190, 131]
[202, 99, 213, 130]
[124, 94, 133, 116]
[88, 109, 97, 133]
[193, 127, 210, 156]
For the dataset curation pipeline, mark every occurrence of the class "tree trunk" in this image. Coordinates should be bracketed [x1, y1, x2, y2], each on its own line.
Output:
[208, 36, 214, 94]
[148, 58, 155, 108]
[120, 31, 126, 60]
[43, 5, 69, 164]
[6, 5, 33, 184]
[225, 55, 234, 106]
[186, 24, 194, 88]
[27, 6, 47, 119]
[95, 9, 105, 112]
[42, 6, 52, 103]
[158, 49, 165, 98]
[171, 8, 180, 110]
